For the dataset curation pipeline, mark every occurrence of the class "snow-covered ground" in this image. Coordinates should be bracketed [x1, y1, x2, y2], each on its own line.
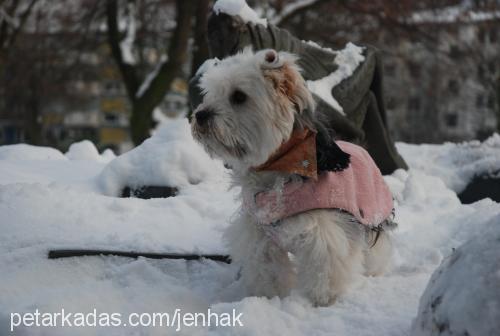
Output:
[1, 118, 499, 335]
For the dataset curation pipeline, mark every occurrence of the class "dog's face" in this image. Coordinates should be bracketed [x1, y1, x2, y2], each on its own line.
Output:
[191, 49, 315, 170]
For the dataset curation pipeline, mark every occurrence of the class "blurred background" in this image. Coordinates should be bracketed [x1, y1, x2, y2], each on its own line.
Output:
[0, 0, 498, 153]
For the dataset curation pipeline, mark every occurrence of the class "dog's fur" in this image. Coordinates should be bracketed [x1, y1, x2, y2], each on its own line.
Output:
[191, 49, 393, 306]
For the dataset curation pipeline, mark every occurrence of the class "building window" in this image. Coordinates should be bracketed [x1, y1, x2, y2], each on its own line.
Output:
[478, 27, 485, 42]
[104, 112, 119, 124]
[476, 94, 484, 108]
[490, 28, 497, 43]
[449, 45, 461, 59]
[448, 80, 459, 94]
[104, 82, 121, 95]
[487, 94, 495, 109]
[478, 64, 484, 79]
[488, 61, 496, 73]
[445, 113, 458, 127]
[408, 62, 421, 78]
[408, 97, 421, 111]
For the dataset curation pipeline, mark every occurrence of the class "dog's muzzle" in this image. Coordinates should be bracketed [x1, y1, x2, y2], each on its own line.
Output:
[194, 109, 215, 127]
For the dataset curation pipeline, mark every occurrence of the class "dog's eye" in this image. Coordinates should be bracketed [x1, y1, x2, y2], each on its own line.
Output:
[230, 90, 247, 105]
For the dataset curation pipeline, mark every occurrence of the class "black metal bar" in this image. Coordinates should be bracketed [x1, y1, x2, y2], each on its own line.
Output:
[48, 249, 231, 264]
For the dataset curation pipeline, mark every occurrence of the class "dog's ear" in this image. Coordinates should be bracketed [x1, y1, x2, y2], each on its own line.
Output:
[261, 50, 281, 68]
[315, 123, 351, 172]
[260, 49, 315, 115]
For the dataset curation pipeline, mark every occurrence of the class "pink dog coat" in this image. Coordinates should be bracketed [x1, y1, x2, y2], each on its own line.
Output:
[250, 141, 394, 227]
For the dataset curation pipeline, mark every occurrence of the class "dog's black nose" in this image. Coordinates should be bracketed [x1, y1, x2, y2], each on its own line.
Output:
[195, 109, 214, 126]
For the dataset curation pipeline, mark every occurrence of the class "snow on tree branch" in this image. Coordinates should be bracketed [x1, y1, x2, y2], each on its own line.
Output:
[213, 0, 267, 26]
[120, 1, 137, 65]
[0, 6, 20, 28]
[135, 55, 168, 99]
[271, 0, 326, 26]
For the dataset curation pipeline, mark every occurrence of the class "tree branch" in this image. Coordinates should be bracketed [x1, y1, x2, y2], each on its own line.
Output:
[5, 0, 38, 50]
[271, 0, 331, 26]
[0, 0, 19, 51]
[105, 0, 139, 102]
[135, 0, 195, 112]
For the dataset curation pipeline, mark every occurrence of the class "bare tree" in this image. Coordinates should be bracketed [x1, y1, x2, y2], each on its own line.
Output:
[1, 0, 105, 146]
[191, 0, 210, 77]
[0, 0, 38, 69]
[270, 0, 331, 26]
[106, 0, 197, 145]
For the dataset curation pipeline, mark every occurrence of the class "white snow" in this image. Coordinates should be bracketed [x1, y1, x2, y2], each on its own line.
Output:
[66, 140, 115, 163]
[98, 117, 228, 196]
[100, 148, 117, 162]
[119, 2, 137, 65]
[307, 42, 365, 114]
[397, 133, 500, 193]
[1, 123, 500, 335]
[303, 39, 336, 54]
[213, 0, 268, 27]
[411, 213, 500, 336]
[0, 143, 66, 160]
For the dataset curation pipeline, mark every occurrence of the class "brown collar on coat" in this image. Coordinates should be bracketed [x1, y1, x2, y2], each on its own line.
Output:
[254, 128, 318, 180]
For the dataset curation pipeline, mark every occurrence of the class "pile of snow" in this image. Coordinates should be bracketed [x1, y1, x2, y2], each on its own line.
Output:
[98, 117, 227, 196]
[66, 140, 115, 163]
[411, 213, 500, 336]
[101, 148, 117, 162]
[307, 42, 365, 114]
[0, 143, 66, 160]
[0, 142, 106, 190]
[213, 0, 268, 27]
[1, 124, 500, 335]
[397, 133, 500, 193]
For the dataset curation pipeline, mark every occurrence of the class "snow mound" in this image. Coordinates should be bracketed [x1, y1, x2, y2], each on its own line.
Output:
[213, 0, 268, 27]
[100, 148, 116, 162]
[411, 213, 500, 336]
[397, 133, 500, 192]
[3, 131, 500, 335]
[98, 117, 227, 196]
[0, 144, 66, 161]
[66, 140, 102, 161]
[307, 42, 365, 114]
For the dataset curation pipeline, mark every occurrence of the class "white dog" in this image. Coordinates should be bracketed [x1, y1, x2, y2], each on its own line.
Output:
[191, 48, 395, 306]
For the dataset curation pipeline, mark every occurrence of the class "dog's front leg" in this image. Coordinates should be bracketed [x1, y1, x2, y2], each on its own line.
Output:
[285, 210, 364, 306]
[225, 213, 294, 298]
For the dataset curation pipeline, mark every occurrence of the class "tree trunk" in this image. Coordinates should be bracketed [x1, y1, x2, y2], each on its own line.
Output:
[497, 75, 500, 133]
[106, 0, 196, 145]
[24, 74, 43, 145]
[130, 102, 154, 146]
[191, 0, 210, 78]
[187, 0, 210, 119]
[129, 0, 195, 145]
